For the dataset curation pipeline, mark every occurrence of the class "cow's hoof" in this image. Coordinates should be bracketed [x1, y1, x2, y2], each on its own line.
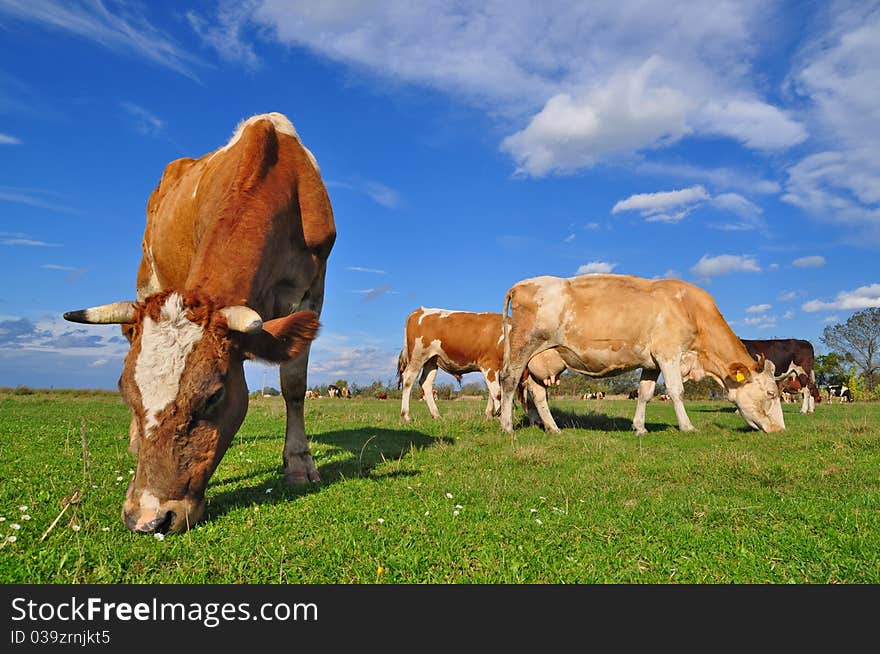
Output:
[632, 426, 648, 435]
[284, 453, 320, 484]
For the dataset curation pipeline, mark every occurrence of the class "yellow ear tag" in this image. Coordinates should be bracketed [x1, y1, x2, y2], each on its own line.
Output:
[735, 372, 745, 382]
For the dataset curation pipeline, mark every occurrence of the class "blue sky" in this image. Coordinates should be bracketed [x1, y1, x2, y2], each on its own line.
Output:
[1, 0, 879, 392]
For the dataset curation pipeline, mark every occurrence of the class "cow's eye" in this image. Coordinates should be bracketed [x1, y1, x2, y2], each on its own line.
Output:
[204, 387, 225, 412]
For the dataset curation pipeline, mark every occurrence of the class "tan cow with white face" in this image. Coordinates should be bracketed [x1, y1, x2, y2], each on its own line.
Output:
[499, 274, 785, 435]
[64, 113, 335, 534]
[397, 308, 566, 424]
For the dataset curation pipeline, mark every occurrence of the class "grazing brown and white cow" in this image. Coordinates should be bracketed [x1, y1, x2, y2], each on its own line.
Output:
[64, 113, 335, 534]
[327, 384, 340, 398]
[499, 274, 785, 435]
[396, 308, 566, 424]
[740, 338, 821, 414]
[340, 386, 351, 399]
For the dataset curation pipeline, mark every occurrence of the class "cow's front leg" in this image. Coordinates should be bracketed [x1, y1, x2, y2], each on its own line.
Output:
[280, 346, 319, 484]
[632, 368, 659, 435]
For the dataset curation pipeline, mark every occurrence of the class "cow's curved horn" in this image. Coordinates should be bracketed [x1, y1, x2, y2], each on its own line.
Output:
[64, 302, 136, 324]
[220, 306, 263, 333]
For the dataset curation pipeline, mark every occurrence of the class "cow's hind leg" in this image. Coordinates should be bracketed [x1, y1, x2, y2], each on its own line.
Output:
[632, 368, 659, 435]
[526, 376, 560, 433]
[484, 370, 502, 418]
[400, 358, 424, 422]
[280, 345, 319, 484]
[419, 360, 441, 419]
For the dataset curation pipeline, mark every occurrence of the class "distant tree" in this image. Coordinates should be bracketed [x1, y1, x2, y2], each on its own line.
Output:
[821, 308, 880, 391]
[459, 382, 486, 396]
[261, 386, 280, 396]
[814, 353, 849, 387]
[683, 378, 723, 400]
[333, 379, 349, 389]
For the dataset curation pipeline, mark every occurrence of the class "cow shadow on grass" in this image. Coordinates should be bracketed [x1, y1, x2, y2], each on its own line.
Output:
[519, 408, 670, 433]
[204, 427, 449, 521]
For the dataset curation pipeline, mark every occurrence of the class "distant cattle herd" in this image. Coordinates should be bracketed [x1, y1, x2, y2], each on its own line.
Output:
[60, 111, 858, 535]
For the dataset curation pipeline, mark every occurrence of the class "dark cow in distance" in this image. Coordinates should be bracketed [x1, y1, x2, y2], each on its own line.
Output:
[740, 338, 821, 414]
[64, 113, 335, 534]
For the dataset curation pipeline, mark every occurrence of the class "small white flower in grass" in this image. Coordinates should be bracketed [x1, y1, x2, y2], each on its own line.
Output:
[153, 533, 165, 541]
[0, 517, 5, 522]
[18, 505, 27, 512]
[455, 504, 463, 510]
[128, 469, 134, 475]
[376, 518, 385, 524]
[445, 493, 453, 499]
[6, 535, 16, 543]
[265, 488, 273, 494]
[21, 515, 30, 521]
[116, 476, 124, 482]
[539, 496, 547, 501]
[246, 458, 253, 463]
[529, 508, 538, 514]
[91, 485, 98, 489]
[101, 527, 110, 532]
[424, 511, 430, 516]
[453, 510, 460, 517]
[10, 523, 21, 530]
[535, 519, 543, 525]
[71, 524, 80, 532]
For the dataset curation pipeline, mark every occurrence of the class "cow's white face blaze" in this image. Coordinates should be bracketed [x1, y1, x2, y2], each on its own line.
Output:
[728, 360, 786, 433]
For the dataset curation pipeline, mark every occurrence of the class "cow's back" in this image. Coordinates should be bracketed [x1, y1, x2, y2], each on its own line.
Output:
[139, 114, 335, 317]
[405, 309, 503, 371]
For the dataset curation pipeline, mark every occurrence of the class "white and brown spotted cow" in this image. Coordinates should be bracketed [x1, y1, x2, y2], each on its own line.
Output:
[64, 113, 335, 534]
[740, 338, 821, 414]
[396, 308, 566, 425]
[499, 274, 785, 435]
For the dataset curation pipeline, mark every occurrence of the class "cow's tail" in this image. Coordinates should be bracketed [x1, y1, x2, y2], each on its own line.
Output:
[502, 288, 514, 374]
[396, 345, 408, 390]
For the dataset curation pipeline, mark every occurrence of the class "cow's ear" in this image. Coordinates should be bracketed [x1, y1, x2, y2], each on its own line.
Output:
[761, 358, 776, 376]
[727, 362, 752, 385]
[238, 311, 319, 363]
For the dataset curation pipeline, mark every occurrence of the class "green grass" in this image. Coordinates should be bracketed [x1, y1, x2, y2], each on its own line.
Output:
[1, 389, 878, 583]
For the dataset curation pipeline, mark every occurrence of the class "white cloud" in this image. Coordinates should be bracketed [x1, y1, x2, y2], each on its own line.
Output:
[0, 188, 80, 214]
[746, 304, 771, 313]
[563, 233, 575, 243]
[0, 133, 21, 145]
[778, 290, 802, 302]
[327, 178, 402, 209]
[363, 181, 401, 209]
[801, 283, 880, 312]
[41, 264, 76, 271]
[346, 266, 386, 274]
[822, 315, 839, 323]
[0, 1, 203, 79]
[198, 2, 804, 176]
[783, 7, 880, 236]
[612, 185, 709, 217]
[576, 261, 617, 274]
[119, 101, 164, 136]
[0, 237, 59, 247]
[792, 255, 826, 268]
[634, 161, 780, 195]
[690, 254, 761, 278]
[711, 193, 762, 218]
[783, 310, 794, 320]
[89, 359, 108, 367]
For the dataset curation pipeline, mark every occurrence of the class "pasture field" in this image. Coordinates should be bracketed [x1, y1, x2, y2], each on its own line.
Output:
[0, 389, 878, 584]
